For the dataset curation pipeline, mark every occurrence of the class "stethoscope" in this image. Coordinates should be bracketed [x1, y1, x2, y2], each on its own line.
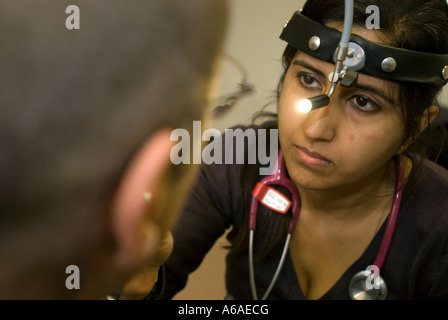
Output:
[249, 149, 300, 300]
[248, 150, 404, 300]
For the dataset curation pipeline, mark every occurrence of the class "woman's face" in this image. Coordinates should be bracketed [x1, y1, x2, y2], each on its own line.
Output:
[278, 27, 405, 192]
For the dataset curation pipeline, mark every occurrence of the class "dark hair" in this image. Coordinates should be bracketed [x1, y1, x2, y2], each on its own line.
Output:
[232, 0, 448, 261]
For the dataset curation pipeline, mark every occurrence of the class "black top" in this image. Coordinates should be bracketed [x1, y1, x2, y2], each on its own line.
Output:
[159, 123, 448, 300]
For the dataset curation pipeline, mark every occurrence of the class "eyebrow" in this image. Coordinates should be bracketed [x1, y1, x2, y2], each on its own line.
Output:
[354, 83, 395, 105]
[293, 59, 326, 78]
[292, 59, 395, 105]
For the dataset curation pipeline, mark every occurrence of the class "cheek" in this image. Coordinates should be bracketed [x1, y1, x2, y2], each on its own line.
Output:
[364, 117, 404, 153]
[336, 105, 405, 157]
[337, 120, 404, 174]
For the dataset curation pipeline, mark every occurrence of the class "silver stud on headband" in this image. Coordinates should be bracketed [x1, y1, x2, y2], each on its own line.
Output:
[381, 57, 397, 73]
[442, 65, 448, 80]
[308, 36, 321, 51]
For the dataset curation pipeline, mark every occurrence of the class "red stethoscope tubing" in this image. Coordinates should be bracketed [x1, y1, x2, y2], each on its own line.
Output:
[248, 150, 404, 299]
[373, 155, 404, 270]
[249, 150, 300, 234]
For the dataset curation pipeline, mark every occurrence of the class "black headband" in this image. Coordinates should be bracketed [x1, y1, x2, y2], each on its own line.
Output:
[280, 11, 448, 88]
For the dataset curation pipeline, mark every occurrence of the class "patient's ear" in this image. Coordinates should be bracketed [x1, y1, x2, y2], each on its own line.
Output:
[111, 128, 174, 270]
[419, 105, 439, 131]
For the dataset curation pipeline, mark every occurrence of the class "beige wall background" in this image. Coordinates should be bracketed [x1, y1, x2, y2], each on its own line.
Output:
[209, 0, 307, 132]
[173, 0, 305, 300]
[173, 0, 448, 300]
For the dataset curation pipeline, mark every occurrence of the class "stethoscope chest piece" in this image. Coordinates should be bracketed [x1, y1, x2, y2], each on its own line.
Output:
[348, 270, 388, 300]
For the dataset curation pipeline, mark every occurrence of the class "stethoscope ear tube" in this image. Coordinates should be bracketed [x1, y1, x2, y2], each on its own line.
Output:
[249, 229, 292, 300]
[248, 231, 258, 299]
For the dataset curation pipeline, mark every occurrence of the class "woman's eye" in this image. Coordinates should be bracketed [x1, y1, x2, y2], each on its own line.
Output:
[297, 72, 322, 91]
[303, 75, 315, 85]
[349, 95, 381, 113]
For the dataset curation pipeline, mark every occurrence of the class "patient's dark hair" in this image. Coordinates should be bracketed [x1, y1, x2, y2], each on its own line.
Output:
[0, 0, 227, 268]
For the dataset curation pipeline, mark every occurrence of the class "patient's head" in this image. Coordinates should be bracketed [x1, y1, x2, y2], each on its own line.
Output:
[0, 0, 228, 299]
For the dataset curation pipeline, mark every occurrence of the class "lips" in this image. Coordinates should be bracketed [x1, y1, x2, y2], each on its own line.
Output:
[295, 146, 333, 167]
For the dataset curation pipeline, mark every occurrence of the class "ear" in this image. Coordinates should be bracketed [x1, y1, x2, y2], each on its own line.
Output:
[398, 105, 439, 154]
[111, 128, 174, 270]
[419, 105, 439, 132]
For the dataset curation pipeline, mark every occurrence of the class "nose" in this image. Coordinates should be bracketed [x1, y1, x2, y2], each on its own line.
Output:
[302, 102, 337, 142]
